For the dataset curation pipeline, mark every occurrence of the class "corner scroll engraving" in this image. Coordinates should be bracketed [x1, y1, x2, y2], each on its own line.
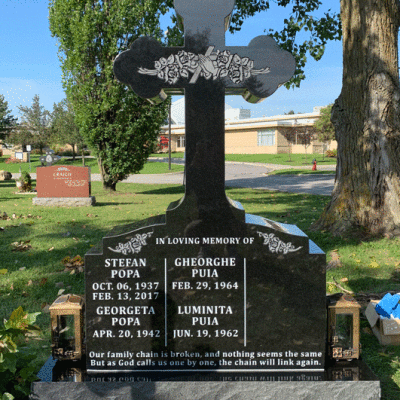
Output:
[108, 232, 153, 255]
[138, 46, 271, 85]
[257, 231, 302, 254]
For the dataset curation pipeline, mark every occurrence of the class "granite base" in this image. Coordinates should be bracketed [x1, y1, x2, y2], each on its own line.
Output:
[32, 196, 96, 207]
[30, 358, 380, 400]
[30, 380, 381, 400]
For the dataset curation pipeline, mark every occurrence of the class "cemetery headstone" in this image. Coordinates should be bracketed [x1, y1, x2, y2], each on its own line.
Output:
[31, 0, 380, 398]
[39, 150, 61, 166]
[85, 0, 326, 376]
[33, 165, 95, 206]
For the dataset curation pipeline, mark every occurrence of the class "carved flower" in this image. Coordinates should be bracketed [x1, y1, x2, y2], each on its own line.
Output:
[229, 68, 242, 84]
[187, 52, 199, 69]
[220, 68, 229, 78]
[167, 65, 180, 84]
[232, 54, 241, 66]
[178, 50, 190, 65]
[177, 51, 196, 75]
[180, 68, 189, 78]
[216, 50, 231, 68]
[167, 54, 175, 65]
[159, 57, 168, 67]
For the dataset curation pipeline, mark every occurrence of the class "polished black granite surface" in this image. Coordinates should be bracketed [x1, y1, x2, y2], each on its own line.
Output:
[32, 0, 381, 395]
[86, 0, 325, 377]
[85, 203, 326, 373]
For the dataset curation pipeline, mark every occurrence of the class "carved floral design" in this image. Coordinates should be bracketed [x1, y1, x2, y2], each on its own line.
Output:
[138, 46, 270, 84]
[108, 232, 153, 255]
[257, 231, 302, 254]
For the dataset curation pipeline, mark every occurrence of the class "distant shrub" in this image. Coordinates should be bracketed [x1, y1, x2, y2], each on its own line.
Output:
[60, 150, 74, 157]
[325, 149, 337, 158]
[4, 157, 22, 164]
[30, 149, 42, 155]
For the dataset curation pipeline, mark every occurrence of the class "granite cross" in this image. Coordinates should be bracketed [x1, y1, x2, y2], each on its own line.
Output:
[113, 0, 295, 225]
[40, 150, 61, 167]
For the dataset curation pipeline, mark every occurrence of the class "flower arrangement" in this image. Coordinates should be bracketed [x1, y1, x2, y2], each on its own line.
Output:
[5, 157, 23, 164]
[16, 171, 32, 192]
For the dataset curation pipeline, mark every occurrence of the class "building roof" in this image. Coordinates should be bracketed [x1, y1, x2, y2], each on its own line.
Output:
[170, 98, 250, 125]
[163, 109, 321, 132]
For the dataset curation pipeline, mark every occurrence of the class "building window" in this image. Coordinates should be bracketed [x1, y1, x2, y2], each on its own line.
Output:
[177, 135, 185, 148]
[257, 129, 275, 146]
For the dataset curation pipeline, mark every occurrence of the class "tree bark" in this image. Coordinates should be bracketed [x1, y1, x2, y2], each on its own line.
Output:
[312, 0, 400, 236]
[97, 152, 117, 191]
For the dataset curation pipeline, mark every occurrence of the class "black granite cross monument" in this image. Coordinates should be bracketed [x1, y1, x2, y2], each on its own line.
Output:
[30, 1, 381, 398]
[84, 0, 326, 378]
[113, 0, 295, 231]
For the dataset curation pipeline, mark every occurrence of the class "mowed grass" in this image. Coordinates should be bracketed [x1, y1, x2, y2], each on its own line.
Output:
[150, 152, 337, 166]
[0, 155, 184, 174]
[268, 169, 335, 175]
[0, 180, 399, 398]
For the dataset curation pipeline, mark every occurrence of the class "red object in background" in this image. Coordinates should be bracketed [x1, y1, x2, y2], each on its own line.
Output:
[159, 136, 169, 149]
[36, 166, 91, 198]
[312, 160, 317, 171]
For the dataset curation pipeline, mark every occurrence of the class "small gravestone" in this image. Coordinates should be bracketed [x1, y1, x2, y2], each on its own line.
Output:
[39, 150, 61, 167]
[33, 165, 95, 207]
[31, 0, 380, 398]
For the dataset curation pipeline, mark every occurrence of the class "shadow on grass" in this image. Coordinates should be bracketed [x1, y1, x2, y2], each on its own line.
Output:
[0, 181, 16, 188]
[348, 276, 400, 296]
[0, 216, 142, 324]
[94, 201, 141, 207]
[139, 186, 185, 195]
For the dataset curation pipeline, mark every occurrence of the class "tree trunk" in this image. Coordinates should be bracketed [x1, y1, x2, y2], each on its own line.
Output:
[312, 0, 400, 237]
[71, 143, 76, 161]
[97, 153, 117, 191]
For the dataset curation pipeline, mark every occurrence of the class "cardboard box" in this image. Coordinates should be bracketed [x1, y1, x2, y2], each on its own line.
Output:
[365, 300, 400, 345]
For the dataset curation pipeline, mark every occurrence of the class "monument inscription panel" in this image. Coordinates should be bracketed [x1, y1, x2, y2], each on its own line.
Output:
[86, 215, 326, 374]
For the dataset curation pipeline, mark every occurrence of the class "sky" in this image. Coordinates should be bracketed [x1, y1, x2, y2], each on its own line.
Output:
[0, 1, 342, 121]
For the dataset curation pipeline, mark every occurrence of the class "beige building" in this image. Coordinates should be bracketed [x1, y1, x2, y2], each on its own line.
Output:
[160, 105, 337, 154]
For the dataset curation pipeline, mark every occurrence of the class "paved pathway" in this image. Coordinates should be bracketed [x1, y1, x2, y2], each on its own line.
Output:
[13, 160, 336, 196]
[120, 160, 335, 196]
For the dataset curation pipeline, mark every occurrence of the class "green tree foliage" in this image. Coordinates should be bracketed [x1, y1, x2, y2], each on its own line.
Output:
[51, 99, 86, 162]
[9, 95, 51, 154]
[48, 0, 169, 191]
[313, 104, 335, 160]
[0, 307, 41, 399]
[0, 95, 17, 144]
[161, 0, 341, 88]
[314, 104, 335, 143]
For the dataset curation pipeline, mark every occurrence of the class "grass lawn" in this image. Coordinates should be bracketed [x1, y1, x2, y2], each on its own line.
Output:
[268, 169, 335, 176]
[150, 152, 337, 166]
[0, 155, 184, 175]
[0, 181, 399, 398]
